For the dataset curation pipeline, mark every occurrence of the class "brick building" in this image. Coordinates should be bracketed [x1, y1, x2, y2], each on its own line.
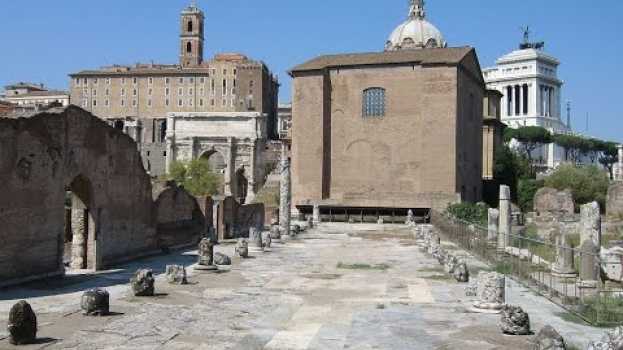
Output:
[69, 3, 279, 177]
[289, 0, 486, 216]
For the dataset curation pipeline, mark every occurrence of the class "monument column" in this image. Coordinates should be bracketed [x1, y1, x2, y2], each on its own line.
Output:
[245, 140, 257, 204]
[70, 195, 88, 270]
[498, 185, 511, 253]
[279, 142, 291, 237]
[224, 137, 235, 196]
[617, 144, 623, 180]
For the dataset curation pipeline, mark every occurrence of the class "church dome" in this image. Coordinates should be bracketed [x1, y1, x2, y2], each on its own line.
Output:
[385, 0, 447, 51]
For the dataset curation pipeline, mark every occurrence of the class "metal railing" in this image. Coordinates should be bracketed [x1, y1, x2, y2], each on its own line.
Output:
[431, 210, 623, 327]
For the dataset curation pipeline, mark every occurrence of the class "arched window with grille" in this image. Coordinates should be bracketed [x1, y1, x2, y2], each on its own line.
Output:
[186, 42, 192, 53]
[362, 87, 386, 118]
[187, 20, 193, 32]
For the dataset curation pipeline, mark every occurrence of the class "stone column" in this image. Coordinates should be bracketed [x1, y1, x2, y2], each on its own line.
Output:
[164, 116, 176, 175]
[580, 202, 601, 248]
[552, 232, 577, 277]
[224, 138, 235, 196]
[70, 196, 88, 270]
[488, 208, 499, 243]
[578, 239, 600, 290]
[617, 144, 623, 180]
[279, 144, 291, 237]
[195, 238, 217, 272]
[245, 140, 257, 204]
[498, 185, 512, 253]
[472, 272, 506, 313]
[312, 205, 321, 225]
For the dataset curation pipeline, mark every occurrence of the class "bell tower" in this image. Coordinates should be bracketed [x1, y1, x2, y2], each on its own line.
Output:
[180, 1, 204, 67]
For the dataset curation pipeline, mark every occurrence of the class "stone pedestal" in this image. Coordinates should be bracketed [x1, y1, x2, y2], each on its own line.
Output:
[130, 269, 155, 296]
[249, 227, 264, 253]
[487, 208, 499, 243]
[498, 186, 512, 253]
[236, 238, 249, 258]
[313, 205, 320, 225]
[580, 202, 601, 248]
[577, 239, 600, 291]
[165, 265, 187, 285]
[471, 272, 505, 313]
[552, 233, 577, 278]
[81, 289, 110, 316]
[195, 238, 218, 271]
[270, 224, 282, 243]
[262, 231, 272, 252]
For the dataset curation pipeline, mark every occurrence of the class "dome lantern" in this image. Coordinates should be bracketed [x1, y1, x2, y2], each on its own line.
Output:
[385, 0, 447, 51]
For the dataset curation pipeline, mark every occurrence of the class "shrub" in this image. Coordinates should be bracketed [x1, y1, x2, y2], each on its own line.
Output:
[517, 178, 544, 212]
[543, 164, 609, 210]
[167, 159, 222, 196]
[446, 202, 489, 226]
[253, 186, 280, 207]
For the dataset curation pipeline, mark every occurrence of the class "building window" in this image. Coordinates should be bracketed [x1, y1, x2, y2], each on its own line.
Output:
[362, 87, 386, 117]
[106, 78, 111, 85]
[105, 89, 109, 96]
[132, 99, 137, 106]
[165, 88, 170, 96]
[93, 100, 97, 107]
[211, 99, 215, 106]
[178, 88, 183, 96]
[190, 77, 194, 84]
[233, 68, 237, 76]
[148, 99, 152, 107]
[186, 42, 192, 53]
[148, 77, 153, 85]
[211, 79, 215, 94]
[165, 77, 170, 85]
[133, 89, 137, 96]
[179, 77, 184, 84]
[105, 99, 109, 107]
[165, 99, 170, 106]
[121, 99, 125, 106]
[187, 20, 193, 32]
[148, 88, 152, 96]
[133, 77, 137, 85]
[222, 79, 227, 95]
[92, 89, 97, 96]
[75, 78, 80, 86]
[199, 99, 204, 107]
[223, 69, 227, 75]
[83, 78, 88, 84]
[189, 88, 193, 95]
[200, 77, 205, 84]
[121, 88, 125, 96]
[178, 99, 183, 107]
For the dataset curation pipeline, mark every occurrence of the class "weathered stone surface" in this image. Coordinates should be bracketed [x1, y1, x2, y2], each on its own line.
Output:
[81, 288, 110, 316]
[532, 325, 566, 350]
[602, 247, 623, 282]
[534, 188, 574, 219]
[607, 182, 623, 221]
[154, 181, 205, 249]
[0, 107, 158, 283]
[405, 209, 416, 226]
[454, 262, 469, 283]
[7, 300, 37, 345]
[444, 255, 459, 274]
[465, 278, 478, 297]
[581, 201, 602, 248]
[70, 203, 87, 270]
[214, 252, 231, 266]
[249, 227, 263, 248]
[262, 231, 272, 249]
[130, 269, 155, 297]
[500, 305, 531, 335]
[552, 233, 576, 277]
[236, 238, 249, 258]
[270, 224, 281, 240]
[165, 265, 187, 285]
[473, 272, 505, 312]
[588, 326, 623, 350]
[499, 185, 512, 252]
[488, 208, 499, 242]
[279, 152, 291, 237]
[197, 238, 215, 266]
[579, 239, 600, 285]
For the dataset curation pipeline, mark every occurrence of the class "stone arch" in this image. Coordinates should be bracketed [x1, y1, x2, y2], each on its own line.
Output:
[200, 149, 227, 174]
[0, 106, 157, 285]
[65, 174, 97, 270]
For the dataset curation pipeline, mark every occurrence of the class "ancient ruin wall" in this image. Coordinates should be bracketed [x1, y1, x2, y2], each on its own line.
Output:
[153, 181, 205, 248]
[0, 106, 156, 283]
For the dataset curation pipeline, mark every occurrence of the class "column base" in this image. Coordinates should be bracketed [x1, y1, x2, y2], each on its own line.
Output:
[470, 302, 505, 314]
[194, 264, 218, 272]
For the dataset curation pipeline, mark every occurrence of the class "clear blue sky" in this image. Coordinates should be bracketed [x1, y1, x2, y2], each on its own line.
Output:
[0, 0, 621, 142]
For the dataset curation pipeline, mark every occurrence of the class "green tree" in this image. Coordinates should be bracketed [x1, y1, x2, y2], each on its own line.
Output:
[510, 126, 552, 165]
[543, 164, 609, 210]
[598, 141, 619, 179]
[517, 178, 544, 212]
[446, 202, 489, 226]
[167, 159, 221, 196]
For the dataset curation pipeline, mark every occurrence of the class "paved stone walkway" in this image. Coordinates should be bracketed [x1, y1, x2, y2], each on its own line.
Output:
[0, 223, 606, 349]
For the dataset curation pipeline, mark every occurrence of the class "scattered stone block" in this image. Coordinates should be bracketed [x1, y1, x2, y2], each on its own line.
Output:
[130, 269, 155, 297]
[444, 255, 459, 274]
[249, 227, 263, 250]
[454, 262, 469, 283]
[262, 231, 272, 250]
[270, 224, 281, 240]
[532, 325, 566, 350]
[588, 326, 623, 350]
[465, 279, 478, 297]
[581, 201, 602, 248]
[214, 252, 231, 265]
[7, 300, 37, 345]
[81, 288, 110, 316]
[165, 265, 187, 285]
[534, 187, 575, 220]
[197, 237, 215, 266]
[500, 305, 531, 335]
[472, 272, 505, 313]
[236, 238, 249, 258]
